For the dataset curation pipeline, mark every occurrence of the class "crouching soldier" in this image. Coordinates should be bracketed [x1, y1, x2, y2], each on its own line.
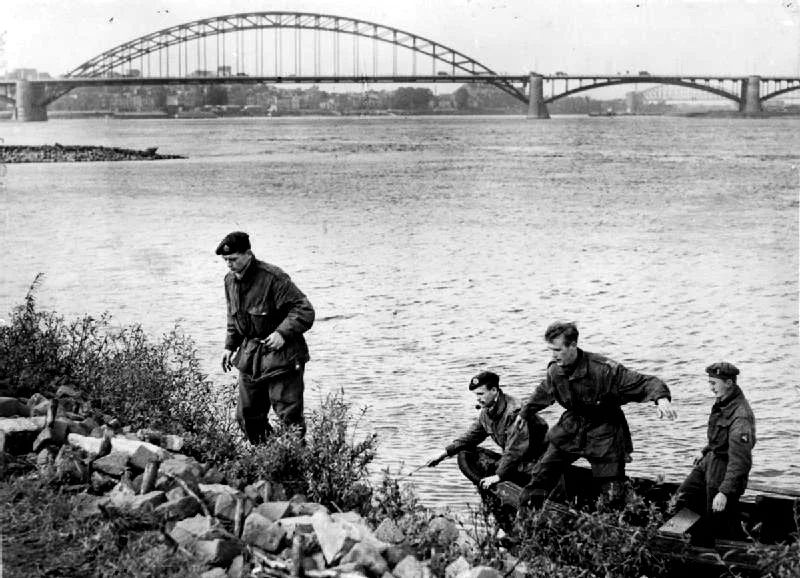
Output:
[425, 371, 549, 490]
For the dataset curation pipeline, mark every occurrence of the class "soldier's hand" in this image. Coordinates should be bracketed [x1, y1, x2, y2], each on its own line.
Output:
[425, 452, 447, 468]
[221, 350, 234, 373]
[712, 492, 728, 512]
[264, 331, 285, 351]
[656, 398, 677, 420]
[480, 475, 501, 489]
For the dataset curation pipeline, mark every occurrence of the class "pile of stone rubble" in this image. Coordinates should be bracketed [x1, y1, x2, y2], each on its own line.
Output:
[0, 144, 185, 163]
[0, 386, 531, 578]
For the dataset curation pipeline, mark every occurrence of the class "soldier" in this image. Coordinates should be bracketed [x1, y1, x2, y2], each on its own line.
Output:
[217, 231, 315, 444]
[674, 362, 756, 541]
[426, 371, 549, 490]
[515, 321, 677, 508]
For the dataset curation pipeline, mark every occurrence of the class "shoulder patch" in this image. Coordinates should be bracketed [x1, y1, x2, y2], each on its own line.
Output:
[740, 433, 751, 444]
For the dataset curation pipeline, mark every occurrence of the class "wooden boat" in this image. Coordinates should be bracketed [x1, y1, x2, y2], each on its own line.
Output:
[457, 449, 798, 576]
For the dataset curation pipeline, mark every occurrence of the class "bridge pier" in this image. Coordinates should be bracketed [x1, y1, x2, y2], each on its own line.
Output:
[527, 73, 550, 119]
[13, 80, 48, 122]
[740, 75, 762, 114]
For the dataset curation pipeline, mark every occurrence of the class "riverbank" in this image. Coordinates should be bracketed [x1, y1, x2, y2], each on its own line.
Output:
[0, 143, 185, 163]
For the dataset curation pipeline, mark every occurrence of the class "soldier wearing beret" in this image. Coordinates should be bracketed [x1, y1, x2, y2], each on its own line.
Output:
[673, 362, 756, 542]
[516, 321, 677, 508]
[216, 231, 315, 444]
[425, 370, 549, 490]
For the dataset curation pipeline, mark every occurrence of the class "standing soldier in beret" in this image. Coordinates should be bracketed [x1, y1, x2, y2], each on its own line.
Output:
[515, 321, 677, 508]
[216, 231, 315, 444]
[673, 362, 756, 542]
[425, 370, 549, 490]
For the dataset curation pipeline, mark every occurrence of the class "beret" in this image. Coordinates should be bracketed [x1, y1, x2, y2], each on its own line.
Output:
[706, 362, 740, 380]
[215, 231, 251, 255]
[469, 371, 500, 390]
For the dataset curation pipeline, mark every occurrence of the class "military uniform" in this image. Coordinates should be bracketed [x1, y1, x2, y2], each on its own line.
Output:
[675, 363, 756, 540]
[519, 349, 671, 499]
[218, 232, 315, 443]
[445, 390, 549, 484]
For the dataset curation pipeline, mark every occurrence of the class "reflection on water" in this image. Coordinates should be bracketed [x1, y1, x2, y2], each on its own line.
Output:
[1, 116, 798, 508]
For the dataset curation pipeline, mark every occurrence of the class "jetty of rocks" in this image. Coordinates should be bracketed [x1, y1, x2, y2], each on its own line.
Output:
[0, 144, 185, 163]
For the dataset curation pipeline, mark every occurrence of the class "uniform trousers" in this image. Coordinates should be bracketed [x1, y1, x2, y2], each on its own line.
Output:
[675, 453, 743, 541]
[236, 365, 305, 444]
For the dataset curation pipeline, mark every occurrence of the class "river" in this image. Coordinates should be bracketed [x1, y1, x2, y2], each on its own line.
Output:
[1, 114, 798, 509]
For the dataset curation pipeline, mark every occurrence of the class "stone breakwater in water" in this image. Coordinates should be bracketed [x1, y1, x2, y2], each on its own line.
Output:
[0, 389, 524, 578]
[0, 144, 185, 163]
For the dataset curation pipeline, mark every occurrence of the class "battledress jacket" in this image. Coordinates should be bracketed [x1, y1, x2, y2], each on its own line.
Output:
[701, 385, 756, 497]
[518, 349, 671, 464]
[224, 257, 315, 382]
[444, 391, 548, 480]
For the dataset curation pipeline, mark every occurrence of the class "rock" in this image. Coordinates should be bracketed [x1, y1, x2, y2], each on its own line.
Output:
[254, 501, 291, 522]
[67, 433, 170, 460]
[0, 416, 46, 454]
[0, 397, 30, 417]
[214, 493, 253, 522]
[290, 501, 329, 516]
[158, 455, 203, 487]
[457, 567, 503, 578]
[241, 512, 286, 552]
[278, 515, 316, 536]
[227, 554, 245, 578]
[383, 544, 413, 568]
[27, 394, 49, 415]
[393, 556, 431, 578]
[375, 519, 405, 544]
[169, 514, 215, 550]
[200, 568, 228, 578]
[166, 486, 187, 501]
[129, 444, 164, 471]
[340, 541, 390, 577]
[92, 451, 129, 477]
[194, 538, 242, 566]
[312, 509, 357, 566]
[155, 495, 202, 521]
[90, 471, 118, 493]
[445, 557, 472, 578]
[163, 434, 185, 452]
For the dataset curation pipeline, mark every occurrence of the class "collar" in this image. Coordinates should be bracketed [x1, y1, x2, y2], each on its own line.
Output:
[485, 389, 508, 419]
[713, 384, 743, 410]
[559, 348, 586, 380]
[233, 254, 256, 281]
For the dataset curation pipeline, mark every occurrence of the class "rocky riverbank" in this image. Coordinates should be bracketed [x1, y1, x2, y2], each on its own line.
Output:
[0, 144, 185, 163]
[0, 389, 531, 578]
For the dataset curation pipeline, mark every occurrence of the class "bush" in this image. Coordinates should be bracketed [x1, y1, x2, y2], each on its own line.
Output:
[513, 489, 671, 578]
[0, 275, 241, 465]
[219, 390, 378, 512]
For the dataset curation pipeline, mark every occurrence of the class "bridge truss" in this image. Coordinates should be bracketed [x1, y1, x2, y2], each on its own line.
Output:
[62, 11, 526, 102]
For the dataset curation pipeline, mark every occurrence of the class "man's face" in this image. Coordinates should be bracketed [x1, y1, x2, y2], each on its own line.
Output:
[473, 385, 499, 409]
[548, 335, 578, 367]
[222, 251, 251, 275]
[708, 376, 733, 399]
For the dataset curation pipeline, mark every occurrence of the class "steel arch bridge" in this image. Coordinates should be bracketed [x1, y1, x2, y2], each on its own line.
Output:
[62, 11, 526, 102]
[542, 75, 800, 107]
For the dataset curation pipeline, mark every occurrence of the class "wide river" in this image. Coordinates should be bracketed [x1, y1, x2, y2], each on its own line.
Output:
[1, 115, 798, 509]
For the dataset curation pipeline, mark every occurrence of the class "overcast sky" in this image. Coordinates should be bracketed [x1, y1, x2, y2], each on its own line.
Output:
[3, 0, 799, 77]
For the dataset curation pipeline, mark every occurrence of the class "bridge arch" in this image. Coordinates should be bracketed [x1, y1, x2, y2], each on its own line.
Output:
[64, 11, 525, 101]
[544, 77, 741, 106]
[762, 84, 800, 102]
